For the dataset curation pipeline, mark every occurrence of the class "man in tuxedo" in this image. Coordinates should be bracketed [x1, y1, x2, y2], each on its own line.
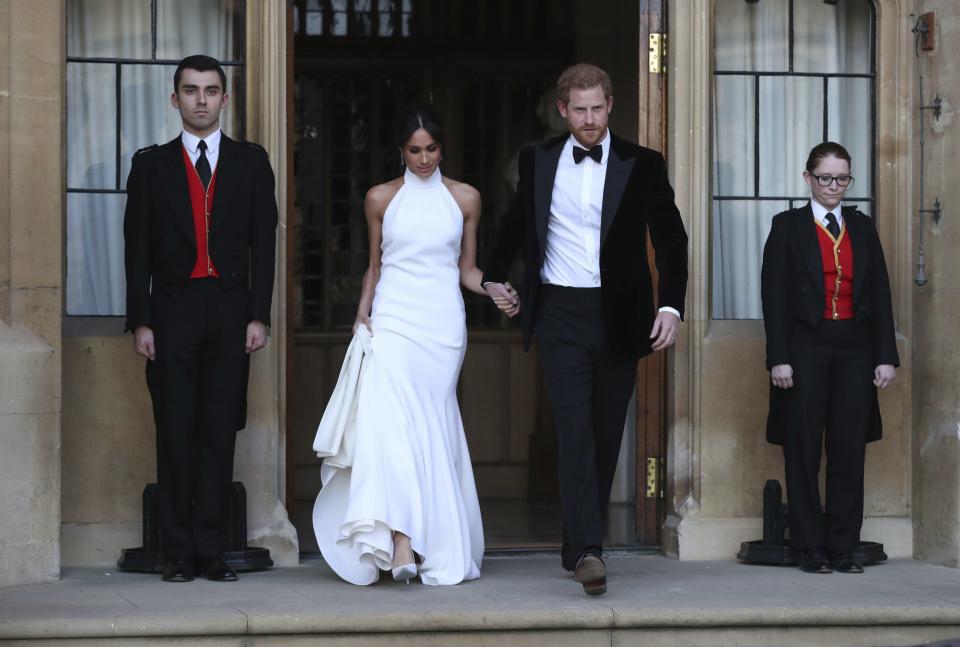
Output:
[124, 55, 278, 583]
[761, 142, 897, 574]
[482, 63, 688, 595]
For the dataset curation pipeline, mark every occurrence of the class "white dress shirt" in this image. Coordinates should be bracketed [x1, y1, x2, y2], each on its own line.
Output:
[541, 132, 609, 287]
[810, 198, 844, 231]
[540, 130, 679, 318]
[181, 129, 222, 174]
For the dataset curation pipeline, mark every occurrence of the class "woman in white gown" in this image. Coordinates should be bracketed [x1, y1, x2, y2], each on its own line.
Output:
[313, 107, 518, 585]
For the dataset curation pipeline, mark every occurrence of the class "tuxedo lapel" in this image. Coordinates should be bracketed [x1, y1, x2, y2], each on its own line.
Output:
[534, 135, 566, 258]
[600, 135, 635, 248]
[843, 207, 870, 303]
[794, 204, 824, 300]
[158, 137, 196, 248]
[209, 135, 239, 237]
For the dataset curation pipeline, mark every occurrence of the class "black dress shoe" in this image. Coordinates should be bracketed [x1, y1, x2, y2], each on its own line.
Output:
[832, 551, 864, 574]
[161, 558, 195, 582]
[573, 550, 607, 595]
[798, 548, 833, 574]
[198, 557, 238, 582]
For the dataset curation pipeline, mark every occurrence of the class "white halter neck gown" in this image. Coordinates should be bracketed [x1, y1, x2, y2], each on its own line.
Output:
[313, 168, 484, 585]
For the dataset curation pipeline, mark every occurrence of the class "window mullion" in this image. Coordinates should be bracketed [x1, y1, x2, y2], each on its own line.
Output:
[116, 62, 122, 191]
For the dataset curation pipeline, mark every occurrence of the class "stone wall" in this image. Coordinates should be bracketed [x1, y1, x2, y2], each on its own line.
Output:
[912, 1, 960, 566]
[0, 0, 64, 587]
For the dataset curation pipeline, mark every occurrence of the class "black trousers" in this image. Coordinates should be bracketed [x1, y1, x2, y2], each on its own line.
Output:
[146, 278, 249, 559]
[536, 285, 637, 560]
[781, 319, 874, 552]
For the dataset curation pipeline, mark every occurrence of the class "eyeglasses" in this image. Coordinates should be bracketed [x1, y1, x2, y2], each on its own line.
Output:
[811, 174, 854, 187]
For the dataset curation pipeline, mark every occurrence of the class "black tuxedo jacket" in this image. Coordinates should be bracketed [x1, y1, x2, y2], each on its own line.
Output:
[761, 204, 899, 444]
[123, 135, 278, 332]
[481, 133, 688, 359]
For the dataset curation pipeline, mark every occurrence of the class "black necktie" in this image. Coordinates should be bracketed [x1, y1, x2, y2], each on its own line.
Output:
[196, 139, 212, 189]
[572, 145, 602, 164]
[825, 212, 840, 238]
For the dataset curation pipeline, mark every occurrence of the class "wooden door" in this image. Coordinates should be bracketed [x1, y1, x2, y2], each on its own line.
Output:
[634, 0, 669, 546]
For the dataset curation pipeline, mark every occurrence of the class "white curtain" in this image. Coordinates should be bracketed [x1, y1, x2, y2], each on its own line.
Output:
[712, 0, 873, 319]
[66, 0, 242, 316]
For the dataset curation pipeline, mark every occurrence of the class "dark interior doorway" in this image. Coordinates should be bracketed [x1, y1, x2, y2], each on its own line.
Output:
[287, 0, 649, 553]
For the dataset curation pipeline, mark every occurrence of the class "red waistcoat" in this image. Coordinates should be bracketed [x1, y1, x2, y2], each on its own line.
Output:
[816, 223, 854, 320]
[181, 145, 220, 279]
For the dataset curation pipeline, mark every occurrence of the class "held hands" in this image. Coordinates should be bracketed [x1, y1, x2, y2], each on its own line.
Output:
[246, 321, 268, 353]
[134, 326, 156, 361]
[649, 310, 680, 351]
[770, 364, 793, 389]
[485, 282, 520, 318]
[874, 364, 896, 389]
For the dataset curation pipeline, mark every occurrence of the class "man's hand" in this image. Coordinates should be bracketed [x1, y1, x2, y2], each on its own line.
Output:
[485, 282, 520, 318]
[874, 364, 896, 389]
[134, 326, 156, 361]
[649, 310, 679, 351]
[770, 364, 793, 389]
[246, 321, 268, 353]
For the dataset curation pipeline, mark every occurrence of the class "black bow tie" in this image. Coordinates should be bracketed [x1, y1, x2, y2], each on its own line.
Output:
[572, 145, 602, 164]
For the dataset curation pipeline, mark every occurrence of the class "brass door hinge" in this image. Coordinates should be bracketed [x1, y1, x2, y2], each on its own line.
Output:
[649, 33, 667, 74]
[645, 456, 665, 499]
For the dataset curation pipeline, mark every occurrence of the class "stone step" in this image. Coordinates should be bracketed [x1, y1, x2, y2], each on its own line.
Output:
[2, 556, 959, 646]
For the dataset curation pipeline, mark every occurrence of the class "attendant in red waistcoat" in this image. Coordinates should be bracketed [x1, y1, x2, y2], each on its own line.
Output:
[761, 142, 898, 575]
[123, 55, 278, 583]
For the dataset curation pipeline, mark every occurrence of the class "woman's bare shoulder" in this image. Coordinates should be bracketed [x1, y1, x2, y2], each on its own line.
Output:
[365, 178, 404, 215]
[442, 177, 481, 212]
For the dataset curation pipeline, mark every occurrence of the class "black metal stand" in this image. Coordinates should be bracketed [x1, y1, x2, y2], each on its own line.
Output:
[737, 479, 887, 566]
[118, 482, 273, 573]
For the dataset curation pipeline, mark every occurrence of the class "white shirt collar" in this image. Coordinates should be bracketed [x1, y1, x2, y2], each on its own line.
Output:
[564, 129, 611, 166]
[810, 198, 843, 225]
[181, 128, 222, 155]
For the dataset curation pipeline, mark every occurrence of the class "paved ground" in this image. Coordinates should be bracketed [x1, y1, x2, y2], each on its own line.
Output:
[2, 554, 960, 645]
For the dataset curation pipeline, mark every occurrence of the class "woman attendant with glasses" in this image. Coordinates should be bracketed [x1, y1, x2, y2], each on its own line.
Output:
[761, 142, 899, 575]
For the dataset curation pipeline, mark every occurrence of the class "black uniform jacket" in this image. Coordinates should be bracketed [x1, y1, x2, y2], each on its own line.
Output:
[761, 204, 900, 445]
[481, 133, 689, 360]
[123, 135, 278, 332]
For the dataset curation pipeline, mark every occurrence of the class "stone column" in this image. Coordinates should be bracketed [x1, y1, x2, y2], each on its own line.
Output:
[233, 0, 299, 566]
[662, 0, 711, 559]
[912, 1, 960, 567]
[0, 0, 64, 587]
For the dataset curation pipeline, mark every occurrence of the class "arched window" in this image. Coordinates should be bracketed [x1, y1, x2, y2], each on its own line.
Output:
[711, 0, 875, 319]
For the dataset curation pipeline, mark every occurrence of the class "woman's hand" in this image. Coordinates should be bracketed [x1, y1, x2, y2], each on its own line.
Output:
[486, 282, 520, 318]
[770, 364, 793, 389]
[874, 364, 895, 389]
[353, 313, 373, 335]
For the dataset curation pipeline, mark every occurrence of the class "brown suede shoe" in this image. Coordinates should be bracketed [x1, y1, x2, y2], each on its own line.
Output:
[573, 551, 607, 596]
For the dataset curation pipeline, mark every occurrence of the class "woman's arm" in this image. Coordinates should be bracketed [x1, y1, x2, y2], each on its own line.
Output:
[449, 179, 519, 315]
[451, 181, 488, 296]
[353, 183, 393, 333]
